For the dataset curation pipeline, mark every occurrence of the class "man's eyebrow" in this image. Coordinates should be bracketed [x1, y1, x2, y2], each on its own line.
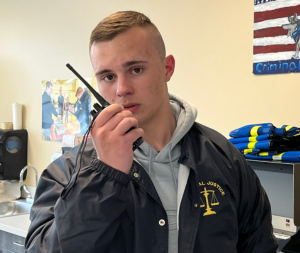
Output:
[95, 69, 112, 76]
[95, 61, 148, 76]
[122, 60, 148, 68]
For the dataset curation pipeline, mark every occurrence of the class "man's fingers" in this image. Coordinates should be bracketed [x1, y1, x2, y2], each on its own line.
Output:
[104, 110, 134, 132]
[115, 118, 144, 147]
[90, 103, 142, 152]
[92, 104, 124, 128]
[125, 127, 144, 141]
[114, 117, 139, 136]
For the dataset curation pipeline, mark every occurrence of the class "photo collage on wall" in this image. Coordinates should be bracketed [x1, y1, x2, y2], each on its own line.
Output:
[41, 78, 92, 142]
[253, 0, 300, 74]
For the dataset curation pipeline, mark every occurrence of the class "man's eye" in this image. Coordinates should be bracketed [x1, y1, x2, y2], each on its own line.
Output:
[132, 68, 143, 74]
[103, 75, 115, 81]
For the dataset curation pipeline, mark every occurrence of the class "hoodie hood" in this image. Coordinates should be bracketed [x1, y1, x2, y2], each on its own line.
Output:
[169, 93, 198, 152]
[134, 93, 198, 164]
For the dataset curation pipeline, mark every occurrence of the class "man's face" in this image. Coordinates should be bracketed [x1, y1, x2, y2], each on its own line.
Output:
[90, 26, 174, 129]
[76, 92, 83, 100]
[46, 85, 53, 96]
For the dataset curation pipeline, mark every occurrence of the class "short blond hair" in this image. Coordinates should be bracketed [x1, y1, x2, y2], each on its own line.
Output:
[89, 11, 166, 61]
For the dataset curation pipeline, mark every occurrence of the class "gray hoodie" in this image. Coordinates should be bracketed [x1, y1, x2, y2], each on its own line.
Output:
[134, 93, 198, 253]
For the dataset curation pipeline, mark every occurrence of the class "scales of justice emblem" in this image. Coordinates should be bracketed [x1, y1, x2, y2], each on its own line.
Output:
[200, 187, 219, 216]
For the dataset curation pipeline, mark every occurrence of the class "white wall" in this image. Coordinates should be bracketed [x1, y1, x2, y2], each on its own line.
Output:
[1, 0, 298, 185]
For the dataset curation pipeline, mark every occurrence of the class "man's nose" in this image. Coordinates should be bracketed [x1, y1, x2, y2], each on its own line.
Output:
[116, 76, 134, 96]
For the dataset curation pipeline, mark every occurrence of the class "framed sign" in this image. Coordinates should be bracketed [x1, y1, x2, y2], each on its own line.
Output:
[253, 0, 300, 74]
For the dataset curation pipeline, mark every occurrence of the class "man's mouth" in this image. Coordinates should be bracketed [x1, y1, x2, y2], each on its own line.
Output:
[123, 104, 140, 112]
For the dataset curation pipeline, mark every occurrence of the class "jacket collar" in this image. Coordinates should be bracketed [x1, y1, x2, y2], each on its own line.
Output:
[178, 122, 232, 173]
[178, 129, 197, 172]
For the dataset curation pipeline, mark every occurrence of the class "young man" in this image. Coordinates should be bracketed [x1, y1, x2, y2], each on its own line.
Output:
[58, 86, 64, 116]
[74, 87, 91, 134]
[26, 11, 278, 253]
[41, 81, 61, 141]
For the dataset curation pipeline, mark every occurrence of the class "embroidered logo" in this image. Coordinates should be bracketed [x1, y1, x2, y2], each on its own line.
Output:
[198, 181, 225, 216]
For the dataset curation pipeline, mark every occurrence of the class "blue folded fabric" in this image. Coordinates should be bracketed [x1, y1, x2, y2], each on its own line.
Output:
[245, 154, 273, 160]
[273, 125, 299, 138]
[229, 123, 273, 138]
[229, 123, 300, 139]
[233, 140, 286, 151]
[229, 134, 272, 144]
[230, 123, 300, 162]
[241, 149, 260, 155]
[257, 151, 279, 156]
[245, 151, 300, 162]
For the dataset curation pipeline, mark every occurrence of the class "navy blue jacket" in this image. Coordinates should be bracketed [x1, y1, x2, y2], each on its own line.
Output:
[74, 90, 91, 134]
[25, 123, 277, 253]
[42, 91, 58, 129]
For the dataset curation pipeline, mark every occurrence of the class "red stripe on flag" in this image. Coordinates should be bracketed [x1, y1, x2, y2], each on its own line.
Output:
[254, 27, 288, 38]
[253, 44, 296, 54]
[254, 5, 300, 23]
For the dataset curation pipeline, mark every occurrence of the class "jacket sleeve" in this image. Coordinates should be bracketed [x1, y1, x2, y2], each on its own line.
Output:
[50, 104, 58, 117]
[25, 149, 132, 253]
[234, 151, 278, 253]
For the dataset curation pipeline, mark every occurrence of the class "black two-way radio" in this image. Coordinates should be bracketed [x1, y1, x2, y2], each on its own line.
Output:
[66, 63, 143, 151]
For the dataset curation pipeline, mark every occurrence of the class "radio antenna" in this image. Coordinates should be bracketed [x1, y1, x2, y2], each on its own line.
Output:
[66, 63, 109, 108]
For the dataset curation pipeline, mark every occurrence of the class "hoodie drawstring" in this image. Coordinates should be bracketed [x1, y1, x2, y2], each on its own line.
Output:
[148, 146, 153, 177]
[168, 143, 178, 188]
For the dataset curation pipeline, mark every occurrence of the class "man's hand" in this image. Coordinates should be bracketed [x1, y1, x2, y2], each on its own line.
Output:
[90, 104, 144, 174]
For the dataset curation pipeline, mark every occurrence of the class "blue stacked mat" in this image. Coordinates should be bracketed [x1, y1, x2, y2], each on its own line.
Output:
[229, 123, 300, 162]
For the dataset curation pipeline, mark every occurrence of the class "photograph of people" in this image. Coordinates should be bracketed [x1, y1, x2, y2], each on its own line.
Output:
[41, 80, 92, 141]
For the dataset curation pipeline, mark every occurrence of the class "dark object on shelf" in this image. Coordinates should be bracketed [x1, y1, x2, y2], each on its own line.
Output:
[282, 229, 300, 253]
[0, 130, 28, 180]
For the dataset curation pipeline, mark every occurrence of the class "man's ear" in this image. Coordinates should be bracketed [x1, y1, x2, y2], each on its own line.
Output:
[164, 55, 175, 82]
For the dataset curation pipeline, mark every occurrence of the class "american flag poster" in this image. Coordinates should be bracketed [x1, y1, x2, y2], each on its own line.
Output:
[253, 0, 300, 74]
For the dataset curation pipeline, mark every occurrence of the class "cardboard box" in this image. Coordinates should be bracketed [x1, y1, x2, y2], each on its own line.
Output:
[74, 135, 84, 146]
[62, 135, 85, 147]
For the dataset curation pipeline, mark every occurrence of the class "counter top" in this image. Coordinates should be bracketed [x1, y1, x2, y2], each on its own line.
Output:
[0, 214, 30, 237]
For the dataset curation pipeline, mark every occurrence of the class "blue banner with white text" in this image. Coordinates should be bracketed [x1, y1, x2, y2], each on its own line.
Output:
[253, 59, 300, 75]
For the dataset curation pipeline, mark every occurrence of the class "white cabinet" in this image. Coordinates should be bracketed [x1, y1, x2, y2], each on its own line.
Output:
[0, 230, 25, 253]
